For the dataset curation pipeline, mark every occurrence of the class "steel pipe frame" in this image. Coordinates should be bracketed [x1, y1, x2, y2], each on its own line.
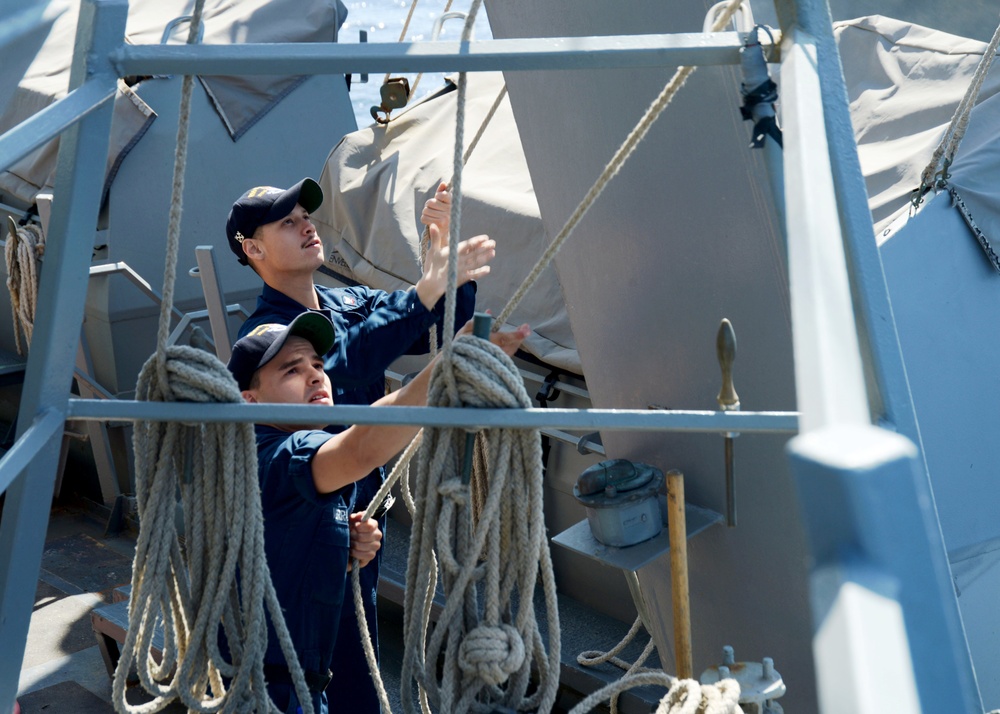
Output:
[0, 79, 116, 175]
[0, 11, 787, 709]
[0, 1, 126, 709]
[66, 399, 799, 433]
[0, 409, 64, 496]
[112, 31, 777, 78]
[773, 0, 981, 710]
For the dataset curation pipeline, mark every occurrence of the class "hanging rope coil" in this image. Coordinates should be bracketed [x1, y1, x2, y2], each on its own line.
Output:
[112, 0, 311, 710]
[348, 54, 512, 714]
[113, 346, 308, 714]
[5, 222, 45, 356]
[400, 332, 560, 714]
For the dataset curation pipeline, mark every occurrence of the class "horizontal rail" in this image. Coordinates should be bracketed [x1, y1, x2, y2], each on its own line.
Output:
[0, 79, 115, 174]
[112, 32, 776, 77]
[66, 398, 799, 433]
[0, 409, 65, 495]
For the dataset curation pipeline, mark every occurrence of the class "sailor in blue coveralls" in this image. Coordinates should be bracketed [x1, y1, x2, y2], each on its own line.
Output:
[225, 178, 500, 712]
[226, 312, 529, 714]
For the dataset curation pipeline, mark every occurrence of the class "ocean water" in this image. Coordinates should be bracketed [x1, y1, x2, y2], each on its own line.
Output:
[339, 0, 494, 130]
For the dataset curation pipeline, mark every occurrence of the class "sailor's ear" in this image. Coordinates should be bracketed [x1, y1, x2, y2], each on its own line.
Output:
[241, 390, 257, 403]
[242, 237, 263, 261]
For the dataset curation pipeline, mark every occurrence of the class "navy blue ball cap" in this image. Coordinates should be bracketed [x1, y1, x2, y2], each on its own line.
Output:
[227, 312, 335, 391]
[226, 178, 324, 265]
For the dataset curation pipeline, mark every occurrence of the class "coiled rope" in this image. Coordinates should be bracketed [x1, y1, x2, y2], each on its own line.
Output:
[400, 330, 560, 713]
[5, 222, 44, 356]
[111, 1, 310, 711]
[364, 3, 561, 711]
[914, 17, 1000, 204]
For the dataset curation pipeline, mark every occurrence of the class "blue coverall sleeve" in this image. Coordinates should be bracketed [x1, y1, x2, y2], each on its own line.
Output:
[326, 282, 477, 388]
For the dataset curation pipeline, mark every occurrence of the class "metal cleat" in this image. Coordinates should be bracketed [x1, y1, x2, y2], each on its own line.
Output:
[699, 646, 786, 714]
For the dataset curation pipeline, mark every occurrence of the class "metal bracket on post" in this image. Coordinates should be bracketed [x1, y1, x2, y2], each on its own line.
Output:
[716, 318, 740, 527]
[192, 245, 234, 362]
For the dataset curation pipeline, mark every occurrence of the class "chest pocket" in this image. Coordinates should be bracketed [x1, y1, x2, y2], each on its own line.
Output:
[310, 504, 351, 606]
[329, 299, 368, 328]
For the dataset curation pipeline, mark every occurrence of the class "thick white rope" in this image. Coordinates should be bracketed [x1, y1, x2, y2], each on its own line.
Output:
[916, 17, 1000, 199]
[567, 672, 743, 714]
[493, 0, 745, 329]
[4, 222, 44, 356]
[576, 615, 659, 714]
[400, 334, 560, 714]
[351, 431, 425, 713]
[111, 1, 310, 711]
[394, 9, 564, 705]
[114, 348, 307, 714]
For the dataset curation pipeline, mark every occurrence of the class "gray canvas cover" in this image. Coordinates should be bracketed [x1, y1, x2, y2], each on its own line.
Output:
[0, 0, 346, 205]
[313, 71, 580, 373]
[836, 15, 1000, 235]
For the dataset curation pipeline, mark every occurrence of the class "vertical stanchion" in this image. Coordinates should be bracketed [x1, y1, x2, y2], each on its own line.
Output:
[667, 469, 693, 679]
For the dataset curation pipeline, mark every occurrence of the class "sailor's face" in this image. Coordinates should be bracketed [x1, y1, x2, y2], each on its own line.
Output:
[244, 336, 333, 415]
[254, 203, 324, 272]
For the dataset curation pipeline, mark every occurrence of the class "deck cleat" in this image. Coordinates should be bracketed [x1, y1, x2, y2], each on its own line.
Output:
[699, 646, 786, 714]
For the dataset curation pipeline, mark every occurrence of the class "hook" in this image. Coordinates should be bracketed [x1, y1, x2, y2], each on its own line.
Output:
[370, 77, 411, 125]
[431, 11, 474, 41]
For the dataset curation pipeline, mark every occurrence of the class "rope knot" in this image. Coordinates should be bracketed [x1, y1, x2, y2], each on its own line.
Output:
[458, 624, 525, 686]
[437, 479, 469, 503]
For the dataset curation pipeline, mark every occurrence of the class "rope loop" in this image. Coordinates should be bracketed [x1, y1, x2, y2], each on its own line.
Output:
[458, 624, 526, 686]
[117, 346, 313, 713]
[5, 222, 45, 356]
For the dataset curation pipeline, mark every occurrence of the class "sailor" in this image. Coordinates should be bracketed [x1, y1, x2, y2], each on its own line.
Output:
[227, 312, 529, 714]
[227, 178, 493, 409]
[225, 179, 500, 711]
